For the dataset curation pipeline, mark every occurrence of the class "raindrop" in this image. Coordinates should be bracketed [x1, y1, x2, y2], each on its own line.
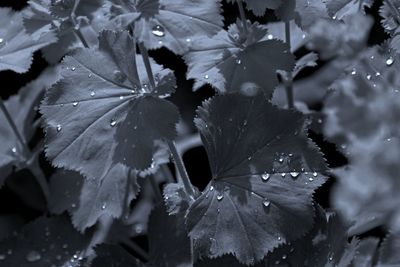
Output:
[71, 67, 76, 71]
[0, 38, 3, 44]
[351, 69, 356, 75]
[243, 120, 247, 126]
[158, 40, 163, 45]
[308, 177, 314, 182]
[386, 57, 394, 66]
[152, 25, 165, 37]
[290, 172, 299, 178]
[119, 96, 124, 100]
[263, 199, 271, 207]
[261, 173, 270, 181]
[56, 124, 62, 132]
[204, 74, 209, 79]
[26, 251, 41, 262]
[72, 102, 78, 107]
[101, 203, 106, 210]
[236, 58, 241, 65]
[11, 147, 17, 153]
[366, 74, 372, 80]
[278, 157, 284, 163]
[281, 173, 286, 177]
[90, 91, 95, 97]
[282, 254, 287, 260]
[110, 119, 117, 127]
[376, 72, 381, 76]
[133, 125, 138, 130]
[217, 194, 224, 201]
[186, 38, 191, 43]
[210, 185, 214, 191]
[88, 73, 92, 78]
[267, 34, 273, 40]
[71, 203, 76, 208]
[312, 172, 318, 177]
[278, 236, 282, 241]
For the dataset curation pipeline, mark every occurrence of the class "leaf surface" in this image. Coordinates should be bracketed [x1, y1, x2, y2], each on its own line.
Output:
[226, 0, 283, 16]
[184, 21, 295, 97]
[186, 94, 327, 264]
[91, 244, 144, 267]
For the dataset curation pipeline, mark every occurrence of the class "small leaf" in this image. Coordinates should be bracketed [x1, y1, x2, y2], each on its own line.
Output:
[0, 216, 90, 266]
[110, 0, 223, 54]
[0, 7, 56, 73]
[186, 94, 327, 264]
[184, 21, 295, 97]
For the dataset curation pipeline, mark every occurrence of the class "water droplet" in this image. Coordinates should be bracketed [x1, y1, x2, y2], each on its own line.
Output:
[90, 91, 95, 97]
[243, 120, 247, 126]
[0, 254, 5, 260]
[101, 203, 106, 210]
[71, 67, 76, 71]
[282, 254, 287, 260]
[278, 236, 282, 241]
[261, 173, 270, 181]
[0, 38, 3, 44]
[386, 57, 394, 66]
[133, 125, 138, 130]
[263, 199, 271, 207]
[210, 185, 214, 191]
[26, 250, 41, 262]
[88, 73, 92, 78]
[278, 157, 284, 163]
[152, 25, 165, 37]
[267, 34, 273, 40]
[204, 74, 209, 79]
[56, 124, 62, 132]
[290, 172, 299, 178]
[376, 72, 381, 76]
[11, 147, 17, 153]
[351, 69, 356, 75]
[71, 203, 76, 208]
[217, 194, 224, 201]
[119, 96, 124, 100]
[281, 173, 286, 177]
[158, 40, 163, 45]
[186, 38, 191, 43]
[312, 172, 318, 177]
[308, 177, 314, 182]
[110, 119, 117, 127]
[135, 224, 144, 234]
[236, 58, 241, 65]
[366, 74, 372, 80]
[72, 102, 78, 107]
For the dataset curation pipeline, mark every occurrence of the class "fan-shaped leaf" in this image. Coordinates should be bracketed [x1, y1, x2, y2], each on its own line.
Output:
[110, 0, 223, 54]
[41, 31, 179, 184]
[0, 8, 56, 73]
[186, 94, 327, 264]
[184, 21, 295, 97]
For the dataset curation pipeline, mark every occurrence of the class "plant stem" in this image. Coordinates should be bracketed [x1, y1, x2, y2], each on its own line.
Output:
[122, 240, 149, 261]
[138, 42, 156, 89]
[0, 99, 28, 154]
[284, 21, 294, 109]
[161, 164, 175, 183]
[70, 0, 89, 48]
[167, 141, 196, 199]
[149, 175, 163, 202]
[237, 0, 248, 34]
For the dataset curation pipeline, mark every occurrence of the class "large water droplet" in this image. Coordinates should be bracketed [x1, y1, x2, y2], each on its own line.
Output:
[90, 91, 95, 97]
[204, 74, 209, 79]
[386, 57, 394, 66]
[267, 34, 273, 40]
[152, 25, 165, 37]
[56, 124, 62, 132]
[71, 67, 76, 71]
[290, 172, 299, 178]
[110, 119, 117, 127]
[217, 194, 224, 201]
[11, 147, 17, 153]
[72, 102, 78, 107]
[366, 74, 372, 80]
[263, 199, 271, 207]
[26, 250, 41, 262]
[261, 173, 270, 181]
[0, 38, 4, 44]
[210, 185, 214, 191]
[312, 172, 318, 177]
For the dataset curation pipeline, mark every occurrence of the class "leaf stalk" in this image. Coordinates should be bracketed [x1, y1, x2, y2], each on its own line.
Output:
[284, 21, 295, 109]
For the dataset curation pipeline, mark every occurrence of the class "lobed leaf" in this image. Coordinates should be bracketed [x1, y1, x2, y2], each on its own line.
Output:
[184, 21, 295, 97]
[186, 94, 327, 264]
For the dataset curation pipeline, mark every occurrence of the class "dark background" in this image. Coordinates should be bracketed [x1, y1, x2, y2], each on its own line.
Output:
[0, 0, 388, 242]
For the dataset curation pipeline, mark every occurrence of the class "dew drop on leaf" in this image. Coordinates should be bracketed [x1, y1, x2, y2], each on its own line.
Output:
[263, 199, 271, 207]
[236, 58, 241, 65]
[386, 57, 394, 66]
[11, 147, 17, 153]
[261, 173, 270, 181]
[110, 119, 117, 127]
[152, 25, 165, 37]
[366, 74, 371, 80]
[204, 74, 209, 79]
[312, 172, 318, 177]
[376, 72, 381, 76]
[282, 254, 287, 260]
[278, 236, 282, 241]
[90, 91, 95, 97]
[281, 173, 286, 177]
[0, 254, 5, 260]
[25, 250, 41, 262]
[56, 124, 62, 132]
[101, 203, 106, 210]
[71, 67, 76, 71]
[210, 185, 214, 191]
[290, 172, 299, 178]
[308, 177, 314, 182]
[135, 224, 144, 234]
[186, 38, 191, 43]
[113, 70, 126, 83]
[0, 38, 3, 43]
[351, 69, 356, 75]
[267, 34, 273, 40]
[72, 102, 78, 107]
[278, 157, 284, 163]
[217, 194, 224, 201]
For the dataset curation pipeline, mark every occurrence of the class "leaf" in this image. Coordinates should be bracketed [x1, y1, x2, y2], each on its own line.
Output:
[266, 207, 359, 267]
[0, 216, 90, 266]
[0, 67, 59, 187]
[378, 232, 400, 266]
[275, 0, 329, 29]
[195, 255, 264, 267]
[325, 0, 374, 20]
[379, 0, 400, 34]
[226, 0, 283, 17]
[0, 7, 56, 73]
[23, 0, 105, 63]
[110, 0, 223, 54]
[41, 30, 179, 184]
[185, 94, 328, 264]
[163, 182, 192, 215]
[184, 21, 295, 97]
[352, 238, 379, 267]
[307, 14, 373, 59]
[265, 20, 308, 52]
[293, 52, 318, 78]
[91, 244, 144, 267]
[147, 204, 192, 267]
[49, 166, 138, 231]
